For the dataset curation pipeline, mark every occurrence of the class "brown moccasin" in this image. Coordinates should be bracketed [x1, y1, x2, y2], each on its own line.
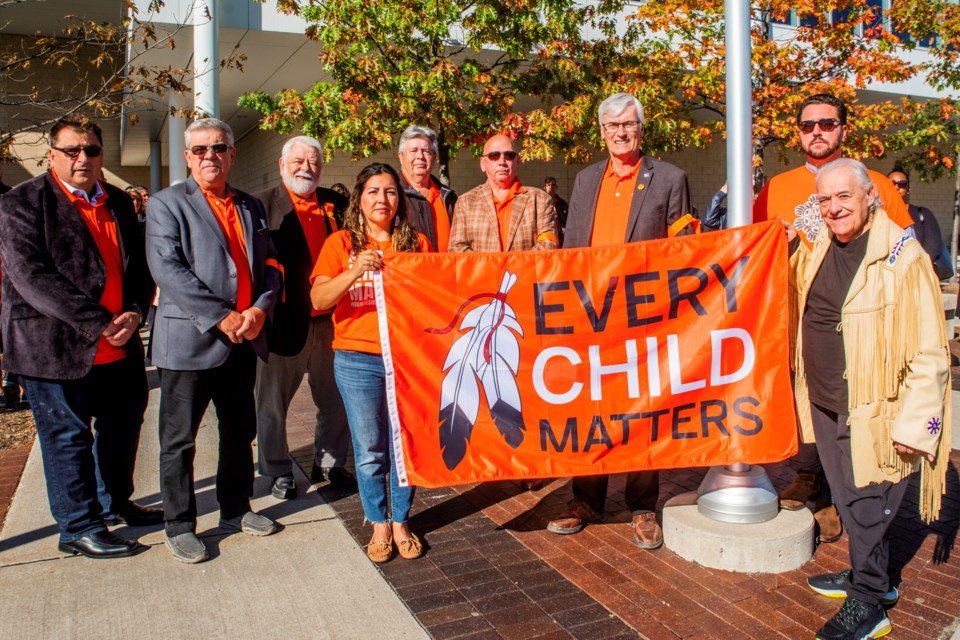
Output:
[367, 536, 393, 563]
[631, 512, 663, 549]
[779, 471, 821, 510]
[814, 504, 843, 544]
[397, 534, 423, 559]
[546, 498, 607, 535]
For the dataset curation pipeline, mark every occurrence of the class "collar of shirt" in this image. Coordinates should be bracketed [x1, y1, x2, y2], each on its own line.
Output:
[201, 186, 237, 212]
[285, 186, 319, 211]
[604, 157, 643, 182]
[51, 169, 106, 206]
[491, 178, 523, 206]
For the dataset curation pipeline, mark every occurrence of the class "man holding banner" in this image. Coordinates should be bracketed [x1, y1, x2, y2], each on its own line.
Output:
[549, 92, 696, 549]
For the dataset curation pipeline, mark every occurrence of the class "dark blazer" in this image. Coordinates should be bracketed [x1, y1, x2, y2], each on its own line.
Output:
[0, 173, 153, 379]
[563, 155, 693, 248]
[400, 174, 457, 250]
[146, 176, 281, 370]
[253, 184, 347, 357]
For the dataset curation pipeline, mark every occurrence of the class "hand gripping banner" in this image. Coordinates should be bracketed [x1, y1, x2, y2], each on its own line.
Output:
[375, 220, 798, 488]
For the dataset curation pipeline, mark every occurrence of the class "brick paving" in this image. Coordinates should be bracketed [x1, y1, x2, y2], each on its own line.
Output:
[0, 448, 30, 530]
[286, 380, 960, 639]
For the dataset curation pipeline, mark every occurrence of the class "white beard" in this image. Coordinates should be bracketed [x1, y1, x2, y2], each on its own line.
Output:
[283, 173, 319, 196]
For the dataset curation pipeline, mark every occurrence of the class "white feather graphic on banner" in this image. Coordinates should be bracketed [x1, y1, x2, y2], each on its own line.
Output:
[429, 271, 525, 470]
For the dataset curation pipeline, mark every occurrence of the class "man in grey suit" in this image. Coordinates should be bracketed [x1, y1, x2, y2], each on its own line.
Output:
[549, 93, 695, 551]
[146, 118, 282, 563]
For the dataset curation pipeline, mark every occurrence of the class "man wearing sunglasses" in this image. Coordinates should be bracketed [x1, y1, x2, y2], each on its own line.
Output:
[753, 93, 915, 545]
[448, 134, 558, 253]
[887, 167, 952, 279]
[550, 92, 695, 551]
[0, 115, 156, 558]
[146, 118, 282, 563]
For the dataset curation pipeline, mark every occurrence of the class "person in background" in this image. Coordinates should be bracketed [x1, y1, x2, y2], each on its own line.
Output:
[703, 182, 728, 230]
[397, 125, 457, 252]
[543, 176, 568, 243]
[887, 166, 953, 280]
[310, 163, 431, 563]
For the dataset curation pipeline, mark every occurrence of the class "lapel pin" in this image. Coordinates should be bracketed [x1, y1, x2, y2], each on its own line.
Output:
[637, 184, 645, 191]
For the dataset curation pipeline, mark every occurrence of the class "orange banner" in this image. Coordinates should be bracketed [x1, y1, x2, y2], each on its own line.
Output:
[375, 221, 798, 487]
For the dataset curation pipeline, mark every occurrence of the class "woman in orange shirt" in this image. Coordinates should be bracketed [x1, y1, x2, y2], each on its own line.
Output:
[310, 163, 431, 563]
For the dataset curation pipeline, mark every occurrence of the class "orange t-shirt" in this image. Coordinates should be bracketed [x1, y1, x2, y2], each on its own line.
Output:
[493, 179, 524, 250]
[52, 171, 126, 365]
[752, 164, 914, 248]
[202, 188, 252, 311]
[590, 158, 642, 247]
[288, 187, 338, 316]
[310, 230, 431, 354]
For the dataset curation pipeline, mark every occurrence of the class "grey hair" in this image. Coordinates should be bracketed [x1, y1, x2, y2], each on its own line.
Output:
[184, 117, 234, 147]
[398, 125, 439, 157]
[598, 93, 646, 128]
[816, 158, 880, 212]
[282, 135, 323, 160]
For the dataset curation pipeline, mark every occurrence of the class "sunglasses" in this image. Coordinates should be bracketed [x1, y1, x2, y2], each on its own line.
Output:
[891, 180, 909, 189]
[190, 143, 232, 156]
[798, 118, 842, 134]
[484, 150, 518, 161]
[52, 145, 103, 158]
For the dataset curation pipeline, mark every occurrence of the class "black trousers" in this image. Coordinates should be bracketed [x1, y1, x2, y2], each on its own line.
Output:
[572, 470, 659, 515]
[810, 402, 908, 606]
[158, 343, 257, 536]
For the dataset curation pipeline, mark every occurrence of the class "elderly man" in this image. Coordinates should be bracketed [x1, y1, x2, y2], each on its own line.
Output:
[549, 93, 695, 550]
[753, 94, 917, 541]
[253, 136, 354, 499]
[798, 159, 949, 640]
[397, 125, 457, 252]
[449, 134, 557, 252]
[147, 118, 281, 563]
[0, 115, 156, 558]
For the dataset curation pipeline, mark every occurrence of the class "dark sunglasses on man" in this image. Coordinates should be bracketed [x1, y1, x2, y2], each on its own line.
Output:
[484, 150, 518, 161]
[189, 143, 232, 156]
[52, 145, 103, 158]
[798, 118, 842, 134]
[891, 180, 909, 189]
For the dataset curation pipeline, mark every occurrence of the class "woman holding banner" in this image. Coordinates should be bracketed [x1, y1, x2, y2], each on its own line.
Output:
[793, 158, 950, 640]
[310, 163, 432, 563]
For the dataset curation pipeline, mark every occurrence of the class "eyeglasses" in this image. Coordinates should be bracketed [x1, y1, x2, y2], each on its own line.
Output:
[484, 150, 518, 161]
[601, 120, 641, 133]
[189, 143, 232, 156]
[52, 145, 103, 158]
[798, 119, 842, 134]
[891, 180, 909, 189]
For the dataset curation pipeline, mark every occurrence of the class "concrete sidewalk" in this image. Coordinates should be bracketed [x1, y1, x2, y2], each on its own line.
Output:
[0, 371, 427, 640]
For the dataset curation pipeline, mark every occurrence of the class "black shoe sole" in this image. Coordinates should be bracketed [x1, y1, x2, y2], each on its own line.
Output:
[57, 542, 138, 559]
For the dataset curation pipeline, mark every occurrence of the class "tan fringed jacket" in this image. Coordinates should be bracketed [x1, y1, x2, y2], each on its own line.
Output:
[791, 209, 952, 522]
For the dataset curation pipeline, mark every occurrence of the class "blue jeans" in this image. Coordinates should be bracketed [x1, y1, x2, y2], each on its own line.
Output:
[22, 356, 148, 542]
[333, 350, 414, 524]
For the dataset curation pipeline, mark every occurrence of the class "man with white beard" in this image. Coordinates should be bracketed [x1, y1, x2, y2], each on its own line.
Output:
[252, 136, 355, 499]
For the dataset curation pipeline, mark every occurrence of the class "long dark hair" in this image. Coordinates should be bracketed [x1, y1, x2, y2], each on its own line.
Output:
[343, 163, 422, 253]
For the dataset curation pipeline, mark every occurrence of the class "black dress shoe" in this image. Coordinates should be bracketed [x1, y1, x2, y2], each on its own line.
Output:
[105, 502, 164, 526]
[327, 466, 357, 489]
[310, 464, 325, 484]
[58, 530, 139, 559]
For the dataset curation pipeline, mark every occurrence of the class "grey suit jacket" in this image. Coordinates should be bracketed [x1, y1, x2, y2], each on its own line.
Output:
[146, 176, 280, 370]
[562, 155, 692, 248]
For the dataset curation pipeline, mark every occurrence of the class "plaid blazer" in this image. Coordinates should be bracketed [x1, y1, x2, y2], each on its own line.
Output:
[448, 182, 558, 252]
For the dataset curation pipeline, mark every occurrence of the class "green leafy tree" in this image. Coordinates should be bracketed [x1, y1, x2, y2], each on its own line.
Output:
[240, 0, 636, 182]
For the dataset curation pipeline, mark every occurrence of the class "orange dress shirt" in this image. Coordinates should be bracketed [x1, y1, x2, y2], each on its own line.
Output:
[590, 158, 642, 248]
[288, 187, 338, 316]
[52, 170, 126, 364]
[493, 179, 524, 250]
[425, 183, 451, 253]
[203, 188, 252, 311]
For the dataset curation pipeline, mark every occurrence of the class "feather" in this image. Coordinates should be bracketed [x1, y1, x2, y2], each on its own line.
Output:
[433, 271, 526, 469]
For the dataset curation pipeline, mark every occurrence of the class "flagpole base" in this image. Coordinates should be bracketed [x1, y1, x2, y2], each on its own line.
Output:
[663, 491, 815, 573]
[696, 464, 779, 524]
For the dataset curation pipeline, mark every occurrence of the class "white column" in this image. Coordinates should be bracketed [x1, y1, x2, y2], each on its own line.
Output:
[193, 0, 219, 118]
[724, 0, 752, 228]
[150, 139, 162, 192]
[168, 93, 188, 186]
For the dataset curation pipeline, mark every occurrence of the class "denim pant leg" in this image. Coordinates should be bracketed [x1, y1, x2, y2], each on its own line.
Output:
[334, 350, 414, 523]
[21, 375, 104, 542]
